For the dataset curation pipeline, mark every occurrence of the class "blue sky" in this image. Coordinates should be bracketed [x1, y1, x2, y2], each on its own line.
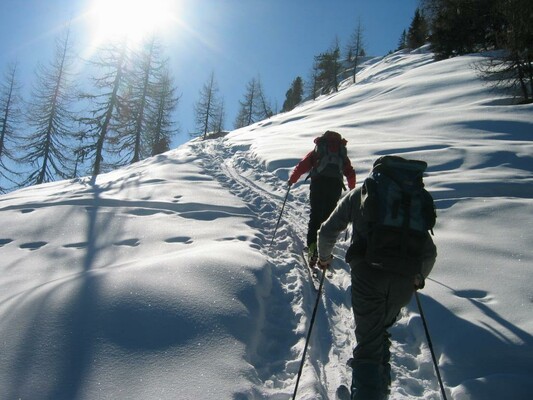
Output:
[1, 0, 420, 148]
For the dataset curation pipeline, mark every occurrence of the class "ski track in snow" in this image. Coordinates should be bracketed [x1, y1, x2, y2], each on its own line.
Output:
[192, 138, 442, 399]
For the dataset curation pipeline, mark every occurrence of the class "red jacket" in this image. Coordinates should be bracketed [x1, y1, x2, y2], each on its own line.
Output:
[289, 138, 356, 189]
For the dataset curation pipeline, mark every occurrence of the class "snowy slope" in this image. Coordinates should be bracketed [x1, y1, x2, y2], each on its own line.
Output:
[1, 48, 532, 400]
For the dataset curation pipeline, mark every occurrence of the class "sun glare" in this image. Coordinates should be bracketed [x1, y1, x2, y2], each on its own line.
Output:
[89, 0, 176, 46]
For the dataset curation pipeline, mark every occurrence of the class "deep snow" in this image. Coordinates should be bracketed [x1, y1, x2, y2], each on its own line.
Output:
[1, 48, 532, 400]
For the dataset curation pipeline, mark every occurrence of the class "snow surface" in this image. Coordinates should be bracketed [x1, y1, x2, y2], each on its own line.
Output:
[1, 48, 532, 400]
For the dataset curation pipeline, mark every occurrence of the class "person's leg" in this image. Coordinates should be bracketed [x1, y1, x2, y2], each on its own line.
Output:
[307, 178, 342, 247]
[350, 263, 413, 399]
[350, 262, 389, 399]
[321, 178, 342, 222]
[307, 180, 323, 248]
[351, 363, 387, 400]
[379, 276, 414, 396]
[380, 332, 392, 397]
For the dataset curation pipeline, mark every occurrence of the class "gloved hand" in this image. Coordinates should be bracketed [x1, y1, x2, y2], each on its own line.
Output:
[317, 254, 333, 270]
[414, 273, 425, 290]
[288, 173, 298, 186]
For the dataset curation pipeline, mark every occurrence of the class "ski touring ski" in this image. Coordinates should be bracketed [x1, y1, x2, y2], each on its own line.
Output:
[301, 247, 321, 291]
[301, 246, 338, 290]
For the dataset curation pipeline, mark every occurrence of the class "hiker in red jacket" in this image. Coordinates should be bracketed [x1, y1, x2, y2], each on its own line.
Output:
[288, 130, 356, 266]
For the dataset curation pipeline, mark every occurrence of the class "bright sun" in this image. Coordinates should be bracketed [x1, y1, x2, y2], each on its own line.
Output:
[89, 0, 176, 46]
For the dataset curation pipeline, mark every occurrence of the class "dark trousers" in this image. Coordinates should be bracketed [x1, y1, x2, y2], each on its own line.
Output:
[307, 177, 343, 247]
[350, 259, 414, 399]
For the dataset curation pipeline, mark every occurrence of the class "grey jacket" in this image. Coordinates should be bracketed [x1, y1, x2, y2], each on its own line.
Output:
[317, 186, 437, 278]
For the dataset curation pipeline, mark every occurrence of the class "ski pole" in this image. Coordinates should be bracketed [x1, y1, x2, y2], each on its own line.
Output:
[415, 292, 448, 400]
[269, 184, 291, 248]
[292, 269, 326, 400]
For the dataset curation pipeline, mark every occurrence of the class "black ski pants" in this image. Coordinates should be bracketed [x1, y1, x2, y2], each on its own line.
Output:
[350, 258, 415, 399]
[307, 177, 343, 247]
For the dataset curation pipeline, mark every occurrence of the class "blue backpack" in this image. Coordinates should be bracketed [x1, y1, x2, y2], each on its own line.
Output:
[357, 156, 436, 276]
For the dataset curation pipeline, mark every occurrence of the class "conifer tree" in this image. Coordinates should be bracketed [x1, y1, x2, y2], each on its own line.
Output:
[20, 30, 76, 186]
[407, 9, 429, 49]
[307, 62, 321, 101]
[147, 67, 180, 155]
[194, 72, 223, 139]
[213, 99, 226, 135]
[282, 76, 304, 112]
[477, 0, 533, 102]
[234, 77, 271, 129]
[346, 22, 365, 83]
[424, 0, 531, 102]
[255, 77, 273, 119]
[314, 40, 342, 94]
[426, 0, 499, 59]
[78, 41, 130, 178]
[500, 0, 533, 101]
[293, 77, 304, 106]
[397, 30, 408, 51]
[234, 78, 257, 129]
[117, 37, 165, 163]
[0, 62, 23, 192]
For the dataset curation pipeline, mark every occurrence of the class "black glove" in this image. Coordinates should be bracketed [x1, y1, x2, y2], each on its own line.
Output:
[414, 273, 425, 290]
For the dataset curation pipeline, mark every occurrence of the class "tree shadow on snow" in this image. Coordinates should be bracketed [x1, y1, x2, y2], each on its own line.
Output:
[5, 182, 149, 399]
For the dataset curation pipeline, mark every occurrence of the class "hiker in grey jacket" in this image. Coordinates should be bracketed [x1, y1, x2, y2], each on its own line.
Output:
[317, 186, 437, 400]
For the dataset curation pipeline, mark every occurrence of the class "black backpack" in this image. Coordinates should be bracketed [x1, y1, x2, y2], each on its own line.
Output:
[350, 156, 436, 276]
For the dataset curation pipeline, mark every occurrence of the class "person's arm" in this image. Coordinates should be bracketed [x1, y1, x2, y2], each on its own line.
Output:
[421, 236, 437, 279]
[317, 188, 360, 262]
[343, 157, 356, 190]
[288, 151, 315, 185]
[415, 232, 437, 290]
